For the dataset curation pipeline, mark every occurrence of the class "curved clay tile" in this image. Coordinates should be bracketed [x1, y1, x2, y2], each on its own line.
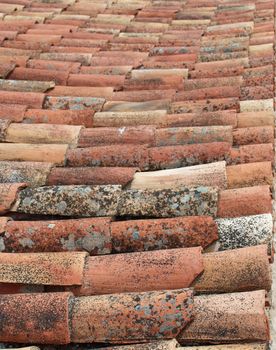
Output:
[0, 252, 87, 285]
[0, 103, 26, 122]
[44, 96, 105, 111]
[0, 292, 72, 343]
[226, 162, 273, 188]
[13, 185, 122, 217]
[111, 216, 218, 253]
[117, 187, 218, 217]
[233, 126, 274, 145]
[163, 111, 237, 128]
[0, 161, 53, 186]
[73, 247, 203, 295]
[149, 143, 231, 170]
[78, 126, 155, 147]
[71, 288, 194, 343]
[48, 85, 113, 98]
[0, 79, 55, 93]
[0, 91, 45, 109]
[239, 99, 273, 112]
[193, 245, 271, 293]
[130, 162, 227, 190]
[177, 290, 269, 344]
[2, 217, 112, 254]
[237, 111, 274, 127]
[171, 98, 239, 114]
[0, 143, 68, 165]
[155, 126, 233, 146]
[47, 167, 138, 187]
[24, 109, 94, 127]
[5, 123, 82, 146]
[217, 185, 272, 218]
[0, 183, 26, 214]
[216, 214, 273, 250]
[103, 100, 170, 112]
[66, 145, 149, 170]
[228, 143, 274, 165]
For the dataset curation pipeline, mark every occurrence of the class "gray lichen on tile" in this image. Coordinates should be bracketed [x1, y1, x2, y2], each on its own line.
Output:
[216, 213, 273, 250]
[14, 185, 122, 217]
[117, 186, 218, 218]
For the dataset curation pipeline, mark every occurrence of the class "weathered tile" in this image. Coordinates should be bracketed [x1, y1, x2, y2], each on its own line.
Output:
[14, 185, 122, 217]
[117, 187, 218, 218]
[216, 214, 273, 250]
[71, 289, 193, 343]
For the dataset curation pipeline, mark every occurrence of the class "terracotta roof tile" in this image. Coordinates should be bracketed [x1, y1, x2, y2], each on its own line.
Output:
[74, 247, 203, 295]
[0, 183, 26, 214]
[2, 217, 111, 254]
[217, 185, 272, 218]
[0, 251, 87, 285]
[216, 214, 273, 250]
[130, 162, 227, 190]
[0, 161, 53, 186]
[0, 292, 72, 343]
[178, 290, 269, 344]
[47, 167, 138, 187]
[0, 79, 54, 93]
[71, 289, 193, 343]
[193, 245, 271, 293]
[0, 143, 68, 164]
[117, 187, 218, 218]
[111, 216, 218, 253]
[9, 67, 69, 85]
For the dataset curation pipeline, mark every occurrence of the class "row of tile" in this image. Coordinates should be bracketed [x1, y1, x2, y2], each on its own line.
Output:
[0, 213, 273, 254]
[0, 182, 273, 218]
[0, 289, 269, 344]
[0, 160, 272, 189]
[0, 245, 271, 296]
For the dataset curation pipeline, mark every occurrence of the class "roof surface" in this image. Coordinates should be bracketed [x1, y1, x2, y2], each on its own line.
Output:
[0, 0, 274, 349]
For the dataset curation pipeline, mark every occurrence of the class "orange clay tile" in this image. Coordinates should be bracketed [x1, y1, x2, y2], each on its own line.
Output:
[163, 111, 237, 128]
[93, 110, 167, 127]
[44, 96, 105, 111]
[0, 183, 26, 214]
[193, 245, 271, 293]
[217, 185, 272, 218]
[67, 74, 125, 88]
[4, 123, 82, 146]
[0, 91, 45, 108]
[184, 76, 242, 90]
[110, 217, 218, 253]
[27, 59, 81, 73]
[130, 162, 227, 190]
[47, 167, 138, 187]
[0, 252, 87, 285]
[0, 143, 68, 165]
[149, 143, 231, 170]
[226, 162, 273, 188]
[9, 67, 69, 85]
[232, 126, 274, 145]
[24, 109, 94, 127]
[78, 126, 155, 147]
[171, 98, 239, 114]
[39, 52, 93, 66]
[71, 289, 194, 343]
[3, 217, 112, 254]
[73, 247, 203, 295]
[102, 100, 171, 112]
[110, 90, 176, 102]
[0, 292, 71, 344]
[66, 145, 149, 170]
[48, 85, 113, 98]
[155, 126, 233, 146]
[228, 143, 274, 165]
[177, 290, 269, 344]
[237, 111, 274, 127]
[175, 86, 241, 100]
